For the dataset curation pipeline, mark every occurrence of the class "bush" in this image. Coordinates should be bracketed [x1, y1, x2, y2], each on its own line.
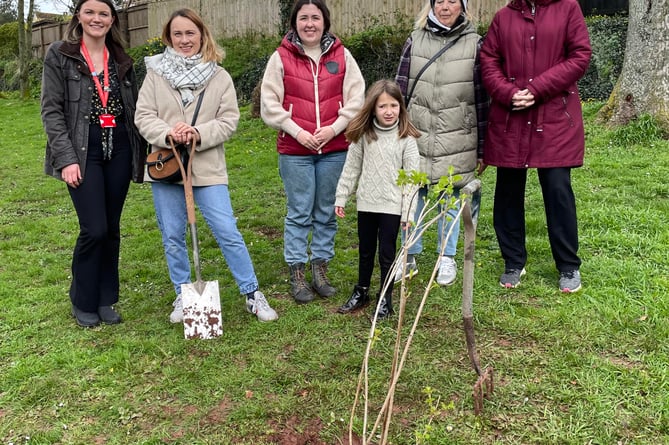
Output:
[343, 22, 412, 89]
[0, 56, 43, 96]
[219, 33, 281, 103]
[126, 37, 166, 87]
[578, 14, 627, 100]
[0, 22, 18, 59]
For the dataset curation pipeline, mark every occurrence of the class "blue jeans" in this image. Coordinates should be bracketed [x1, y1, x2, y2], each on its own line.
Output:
[402, 185, 480, 257]
[278, 151, 346, 265]
[151, 182, 258, 296]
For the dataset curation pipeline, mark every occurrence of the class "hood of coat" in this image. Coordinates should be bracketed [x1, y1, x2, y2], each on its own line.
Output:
[508, 0, 557, 9]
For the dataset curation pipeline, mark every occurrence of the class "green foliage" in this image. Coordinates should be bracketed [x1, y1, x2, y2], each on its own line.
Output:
[278, 0, 293, 36]
[579, 14, 628, 100]
[0, 56, 42, 95]
[126, 36, 165, 87]
[343, 22, 412, 89]
[610, 114, 667, 147]
[0, 0, 16, 25]
[0, 21, 18, 59]
[219, 33, 280, 103]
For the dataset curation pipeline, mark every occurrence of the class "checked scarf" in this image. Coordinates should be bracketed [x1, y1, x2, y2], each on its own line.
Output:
[149, 46, 216, 106]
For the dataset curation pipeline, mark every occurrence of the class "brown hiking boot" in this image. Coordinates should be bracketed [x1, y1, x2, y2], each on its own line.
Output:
[311, 259, 336, 298]
[289, 263, 314, 304]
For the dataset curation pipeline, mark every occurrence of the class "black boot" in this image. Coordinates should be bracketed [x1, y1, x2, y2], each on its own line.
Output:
[337, 285, 370, 314]
[289, 263, 314, 304]
[311, 259, 336, 298]
[376, 292, 394, 320]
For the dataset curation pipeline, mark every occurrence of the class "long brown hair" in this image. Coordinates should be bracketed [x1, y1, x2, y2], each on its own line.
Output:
[345, 79, 420, 144]
[162, 9, 224, 63]
[64, 0, 125, 46]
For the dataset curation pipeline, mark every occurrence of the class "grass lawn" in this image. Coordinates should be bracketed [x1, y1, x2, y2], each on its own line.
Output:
[1, 97, 668, 444]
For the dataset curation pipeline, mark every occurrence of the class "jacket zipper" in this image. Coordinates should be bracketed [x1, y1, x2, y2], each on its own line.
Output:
[562, 96, 574, 127]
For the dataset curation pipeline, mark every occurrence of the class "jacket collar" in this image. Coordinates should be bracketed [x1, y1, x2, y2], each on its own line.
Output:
[509, 0, 555, 9]
[283, 30, 339, 56]
[58, 40, 133, 80]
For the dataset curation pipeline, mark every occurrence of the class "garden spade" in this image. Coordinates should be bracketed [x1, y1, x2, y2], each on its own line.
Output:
[171, 137, 223, 339]
[460, 179, 493, 413]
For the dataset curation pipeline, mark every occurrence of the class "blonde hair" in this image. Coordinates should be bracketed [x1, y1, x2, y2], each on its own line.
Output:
[162, 9, 224, 63]
[345, 79, 420, 144]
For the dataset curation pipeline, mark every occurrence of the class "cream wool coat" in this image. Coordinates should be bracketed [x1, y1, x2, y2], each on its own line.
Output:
[135, 66, 240, 186]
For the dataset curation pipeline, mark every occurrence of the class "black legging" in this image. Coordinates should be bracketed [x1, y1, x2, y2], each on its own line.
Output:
[356, 211, 401, 296]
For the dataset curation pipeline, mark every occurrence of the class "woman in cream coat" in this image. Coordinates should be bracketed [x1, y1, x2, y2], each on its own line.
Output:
[135, 8, 278, 324]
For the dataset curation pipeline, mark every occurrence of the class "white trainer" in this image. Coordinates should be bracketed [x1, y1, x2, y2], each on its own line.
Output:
[169, 294, 183, 324]
[246, 290, 279, 322]
[436, 256, 457, 286]
[394, 257, 418, 283]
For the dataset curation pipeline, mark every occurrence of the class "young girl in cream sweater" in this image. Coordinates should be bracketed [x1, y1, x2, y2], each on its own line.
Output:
[334, 79, 420, 319]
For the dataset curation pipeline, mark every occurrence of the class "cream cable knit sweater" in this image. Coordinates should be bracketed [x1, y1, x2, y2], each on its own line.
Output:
[335, 120, 420, 222]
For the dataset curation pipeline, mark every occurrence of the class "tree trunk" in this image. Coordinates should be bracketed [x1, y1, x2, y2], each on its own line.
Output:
[598, 0, 669, 131]
[17, 0, 34, 99]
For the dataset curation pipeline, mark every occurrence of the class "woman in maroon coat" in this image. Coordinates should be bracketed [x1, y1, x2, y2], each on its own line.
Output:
[480, 0, 591, 292]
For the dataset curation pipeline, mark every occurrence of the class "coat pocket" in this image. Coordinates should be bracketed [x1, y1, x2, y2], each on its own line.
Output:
[64, 69, 82, 102]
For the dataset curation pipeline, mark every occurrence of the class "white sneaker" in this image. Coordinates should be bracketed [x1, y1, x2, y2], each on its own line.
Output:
[436, 256, 457, 286]
[394, 257, 418, 283]
[169, 294, 183, 323]
[246, 290, 278, 322]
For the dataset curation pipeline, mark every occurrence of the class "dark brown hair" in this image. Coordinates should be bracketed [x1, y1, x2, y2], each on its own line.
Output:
[289, 0, 331, 34]
[65, 0, 125, 46]
[345, 79, 420, 144]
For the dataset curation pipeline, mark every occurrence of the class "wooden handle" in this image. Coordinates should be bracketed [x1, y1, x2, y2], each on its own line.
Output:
[169, 136, 198, 224]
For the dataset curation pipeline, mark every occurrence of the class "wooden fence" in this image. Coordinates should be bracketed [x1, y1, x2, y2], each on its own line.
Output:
[32, 3, 149, 57]
[32, 0, 628, 55]
[143, 0, 508, 39]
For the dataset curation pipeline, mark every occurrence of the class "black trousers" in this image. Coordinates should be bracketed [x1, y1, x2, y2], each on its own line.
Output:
[68, 123, 132, 312]
[357, 211, 401, 296]
[493, 167, 581, 273]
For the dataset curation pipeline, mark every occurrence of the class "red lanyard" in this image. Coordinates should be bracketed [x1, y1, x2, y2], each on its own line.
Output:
[80, 40, 110, 109]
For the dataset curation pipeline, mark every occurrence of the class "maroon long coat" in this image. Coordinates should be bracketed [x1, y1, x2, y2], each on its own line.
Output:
[480, 0, 591, 168]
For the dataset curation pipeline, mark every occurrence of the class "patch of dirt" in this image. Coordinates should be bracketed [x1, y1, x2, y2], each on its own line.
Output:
[255, 225, 282, 240]
[264, 416, 369, 445]
[266, 416, 327, 445]
[204, 398, 233, 424]
[606, 354, 639, 369]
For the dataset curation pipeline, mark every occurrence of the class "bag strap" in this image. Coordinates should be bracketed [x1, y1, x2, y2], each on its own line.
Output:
[190, 90, 205, 125]
[404, 33, 464, 108]
[169, 90, 204, 180]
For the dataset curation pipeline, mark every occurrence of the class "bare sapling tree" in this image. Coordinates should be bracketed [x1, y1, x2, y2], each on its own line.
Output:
[347, 170, 490, 445]
[598, 0, 669, 132]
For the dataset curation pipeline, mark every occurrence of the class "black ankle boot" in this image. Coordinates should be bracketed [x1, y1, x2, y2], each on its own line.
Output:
[337, 285, 370, 314]
[375, 292, 394, 320]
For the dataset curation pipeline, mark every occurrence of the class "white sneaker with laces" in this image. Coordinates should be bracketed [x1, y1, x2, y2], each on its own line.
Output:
[436, 256, 457, 286]
[394, 257, 418, 283]
[246, 290, 278, 322]
[169, 294, 183, 324]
